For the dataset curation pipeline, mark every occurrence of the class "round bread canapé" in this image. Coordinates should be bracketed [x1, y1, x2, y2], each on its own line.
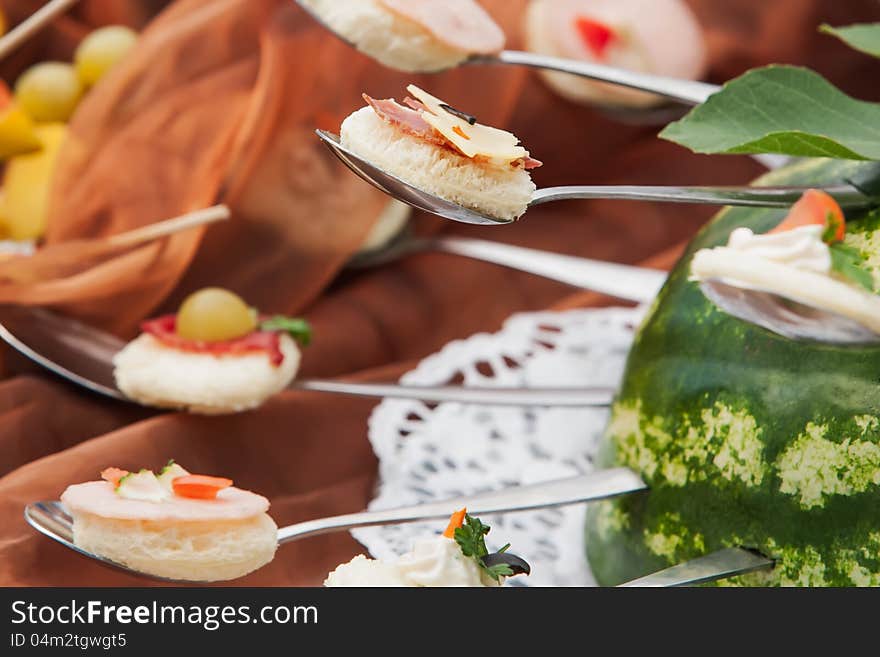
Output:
[299, 0, 505, 72]
[61, 463, 278, 582]
[340, 84, 542, 223]
[113, 288, 311, 415]
[525, 0, 707, 109]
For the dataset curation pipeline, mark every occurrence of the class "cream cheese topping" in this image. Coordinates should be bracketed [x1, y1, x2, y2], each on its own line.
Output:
[691, 224, 833, 290]
[324, 536, 497, 587]
[691, 223, 880, 335]
[725, 225, 831, 274]
[396, 536, 487, 586]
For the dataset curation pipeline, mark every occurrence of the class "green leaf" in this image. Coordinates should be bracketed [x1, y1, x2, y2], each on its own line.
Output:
[259, 316, 312, 346]
[660, 65, 880, 160]
[820, 23, 880, 59]
[830, 242, 875, 291]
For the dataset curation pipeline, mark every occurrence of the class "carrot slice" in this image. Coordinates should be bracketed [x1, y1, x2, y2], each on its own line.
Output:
[100, 467, 129, 488]
[443, 508, 467, 538]
[769, 189, 845, 242]
[172, 474, 233, 500]
[575, 16, 616, 59]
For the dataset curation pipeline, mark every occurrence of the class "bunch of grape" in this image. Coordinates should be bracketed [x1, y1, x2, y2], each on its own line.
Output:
[15, 25, 138, 122]
[0, 22, 138, 243]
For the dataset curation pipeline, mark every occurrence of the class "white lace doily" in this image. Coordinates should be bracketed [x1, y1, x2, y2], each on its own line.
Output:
[353, 305, 646, 586]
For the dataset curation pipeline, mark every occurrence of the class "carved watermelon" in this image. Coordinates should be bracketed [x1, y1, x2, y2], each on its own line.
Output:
[586, 159, 880, 586]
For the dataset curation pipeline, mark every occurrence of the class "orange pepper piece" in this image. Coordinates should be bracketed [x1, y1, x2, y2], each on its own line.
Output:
[172, 474, 233, 500]
[443, 508, 467, 538]
[770, 189, 845, 242]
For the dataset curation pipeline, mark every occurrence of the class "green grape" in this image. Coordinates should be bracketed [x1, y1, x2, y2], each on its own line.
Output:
[74, 25, 138, 87]
[176, 288, 258, 342]
[14, 62, 83, 122]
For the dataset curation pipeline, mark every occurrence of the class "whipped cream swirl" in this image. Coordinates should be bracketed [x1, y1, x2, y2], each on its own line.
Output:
[724, 224, 831, 274]
[324, 536, 497, 587]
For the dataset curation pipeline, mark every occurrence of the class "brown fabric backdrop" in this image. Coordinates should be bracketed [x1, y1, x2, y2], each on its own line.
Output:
[0, 0, 878, 586]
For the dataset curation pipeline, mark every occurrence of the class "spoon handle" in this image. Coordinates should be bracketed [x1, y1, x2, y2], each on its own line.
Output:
[0, 0, 80, 61]
[618, 547, 774, 587]
[485, 50, 720, 106]
[277, 468, 647, 544]
[428, 236, 665, 303]
[531, 184, 871, 209]
[293, 380, 616, 407]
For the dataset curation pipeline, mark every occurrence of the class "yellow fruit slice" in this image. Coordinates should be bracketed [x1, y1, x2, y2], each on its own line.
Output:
[0, 104, 42, 159]
[14, 62, 83, 123]
[75, 26, 138, 87]
[2, 123, 67, 240]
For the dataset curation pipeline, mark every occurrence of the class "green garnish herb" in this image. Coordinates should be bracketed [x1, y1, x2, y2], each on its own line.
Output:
[159, 459, 176, 475]
[822, 211, 844, 244]
[830, 242, 875, 291]
[453, 514, 514, 582]
[259, 316, 312, 347]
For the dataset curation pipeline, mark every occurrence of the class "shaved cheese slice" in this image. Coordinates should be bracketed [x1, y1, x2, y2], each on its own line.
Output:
[406, 85, 529, 166]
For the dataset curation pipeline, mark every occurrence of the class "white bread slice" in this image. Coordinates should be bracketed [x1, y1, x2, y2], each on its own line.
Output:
[341, 106, 535, 222]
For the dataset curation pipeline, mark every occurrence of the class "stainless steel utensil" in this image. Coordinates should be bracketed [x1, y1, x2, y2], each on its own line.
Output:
[700, 278, 880, 345]
[351, 234, 667, 304]
[617, 547, 774, 587]
[293, 0, 717, 106]
[0, 306, 616, 407]
[26, 468, 647, 583]
[316, 130, 870, 227]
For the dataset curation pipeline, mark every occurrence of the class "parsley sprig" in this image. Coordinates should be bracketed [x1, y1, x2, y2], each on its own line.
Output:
[259, 316, 312, 346]
[453, 514, 514, 582]
[830, 242, 875, 291]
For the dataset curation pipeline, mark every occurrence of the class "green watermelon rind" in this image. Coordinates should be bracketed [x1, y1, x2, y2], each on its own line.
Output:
[586, 159, 880, 587]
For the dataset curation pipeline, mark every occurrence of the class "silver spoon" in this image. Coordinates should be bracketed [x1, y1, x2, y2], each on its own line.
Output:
[24, 467, 772, 586]
[700, 278, 880, 345]
[294, 0, 717, 106]
[316, 130, 872, 227]
[351, 232, 666, 304]
[0, 306, 616, 408]
[618, 547, 773, 587]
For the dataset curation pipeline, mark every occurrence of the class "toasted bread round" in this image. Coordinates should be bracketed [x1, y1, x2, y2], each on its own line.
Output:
[113, 332, 300, 415]
[341, 106, 535, 223]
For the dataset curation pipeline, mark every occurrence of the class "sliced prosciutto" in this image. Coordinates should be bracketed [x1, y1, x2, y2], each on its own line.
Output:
[142, 315, 285, 366]
[364, 93, 541, 170]
[378, 0, 505, 55]
[363, 94, 447, 147]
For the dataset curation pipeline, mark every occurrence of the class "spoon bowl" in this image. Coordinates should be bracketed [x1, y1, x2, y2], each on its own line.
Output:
[700, 278, 880, 345]
[317, 130, 509, 225]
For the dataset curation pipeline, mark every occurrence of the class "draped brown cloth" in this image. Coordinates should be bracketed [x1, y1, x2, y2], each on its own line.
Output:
[0, 0, 878, 586]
